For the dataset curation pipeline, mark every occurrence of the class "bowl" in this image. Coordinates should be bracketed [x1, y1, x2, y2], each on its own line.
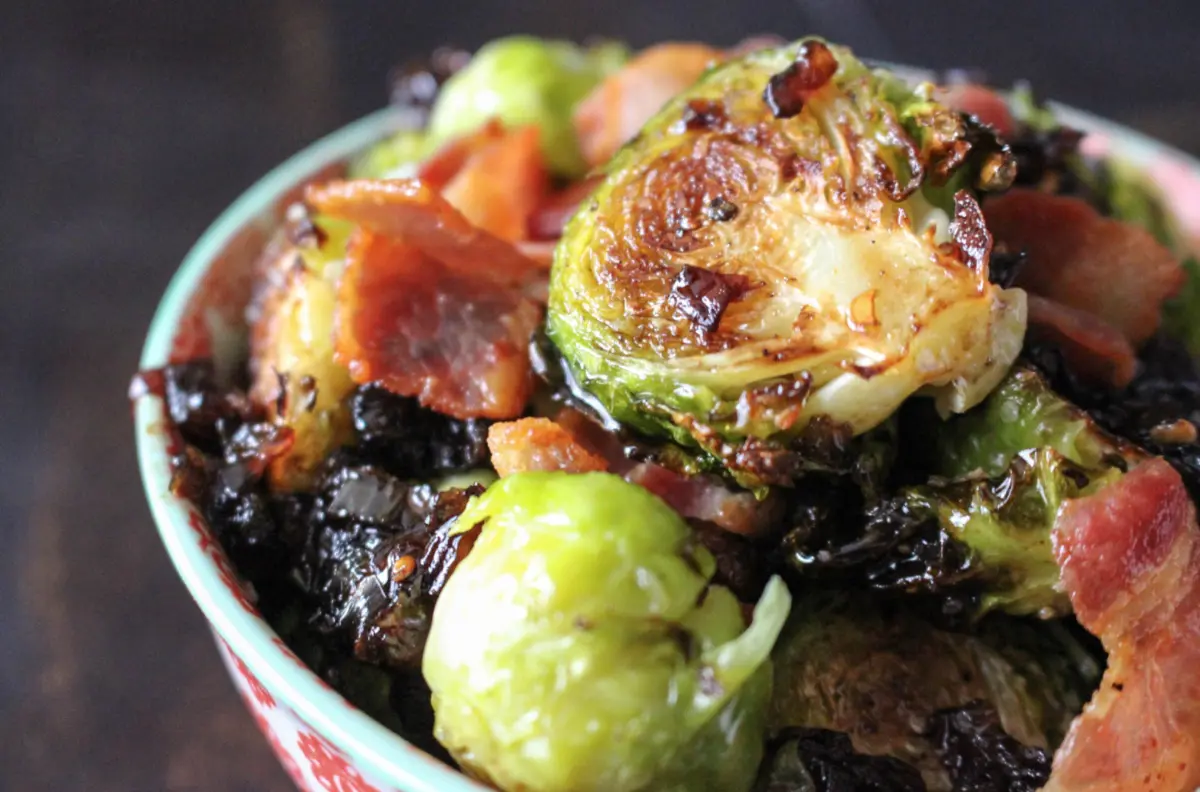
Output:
[134, 97, 1200, 791]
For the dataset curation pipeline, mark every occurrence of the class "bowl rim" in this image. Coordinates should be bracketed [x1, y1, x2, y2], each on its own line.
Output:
[134, 105, 487, 791]
[134, 94, 1200, 791]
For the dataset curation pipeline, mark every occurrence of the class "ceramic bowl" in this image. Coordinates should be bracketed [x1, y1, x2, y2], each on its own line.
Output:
[133, 98, 1200, 792]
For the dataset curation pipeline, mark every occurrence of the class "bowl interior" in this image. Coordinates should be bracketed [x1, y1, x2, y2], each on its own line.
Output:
[134, 96, 1200, 792]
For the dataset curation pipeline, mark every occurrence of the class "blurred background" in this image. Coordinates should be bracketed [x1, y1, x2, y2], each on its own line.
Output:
[2, 1, 1197, 788]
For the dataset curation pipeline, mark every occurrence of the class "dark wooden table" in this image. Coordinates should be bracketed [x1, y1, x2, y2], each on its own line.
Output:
[2, 2, 1197, 789]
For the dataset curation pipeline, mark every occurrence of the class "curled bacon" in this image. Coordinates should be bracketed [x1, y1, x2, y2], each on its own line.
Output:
[1026, 293, 1137, 388]
[307, 179, 543, 419]
[623, 461, 778, 537]
[985, 189, 1183, 346]
[487, 417, 607, 477]
[573, 42, 722, 169]
[1046, 458, 1200, 791]
[500, 408, 777, 536]
[415, 118, 505, 190]
[441, 124, 548, 243]
[307, 179, 539, 287]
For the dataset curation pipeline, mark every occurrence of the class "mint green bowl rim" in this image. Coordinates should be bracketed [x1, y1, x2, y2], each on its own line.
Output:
[133, 106, 487, 792]
[133, 94, 1200, 792]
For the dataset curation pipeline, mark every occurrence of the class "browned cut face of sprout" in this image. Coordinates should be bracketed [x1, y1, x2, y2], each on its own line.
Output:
[548, 37, 1024, 487]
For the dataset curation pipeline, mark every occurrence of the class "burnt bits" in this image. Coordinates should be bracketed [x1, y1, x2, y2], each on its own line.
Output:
[763, 40, 839, 119]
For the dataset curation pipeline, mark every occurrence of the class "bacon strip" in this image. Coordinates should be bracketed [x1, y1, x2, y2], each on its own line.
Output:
[1046, 458, 1200, 792]
[441, 124, 548, 243]
[623, 461, 777, 537]
[499, 408, 777, 536]
[573, 42, 722, 169]
[487, 417, 607, 477]
[307, 179, 540, 287]
[307, 179, 543, 419]
[415, 119, 505, 190]
[985, 189, 1183, 346]
[1026, 293, 1137, 387]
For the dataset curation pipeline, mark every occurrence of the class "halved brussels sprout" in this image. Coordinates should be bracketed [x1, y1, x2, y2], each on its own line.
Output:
[428, 36, 628, 176]
[548, 37, 1024, 485]
[769, 591, 1099, 791]
[423, 472, 791, 792]
[248, 215, 356, 490]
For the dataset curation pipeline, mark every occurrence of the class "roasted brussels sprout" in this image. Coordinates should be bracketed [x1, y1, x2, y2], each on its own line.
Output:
[930, 365, 1132, 478]
[428, 36, 628, 176]
[248, 214, 357, 491]
[1087, 156, 1200, 356]
[548, 37, 1024, 486]
[1164, 257, 1200, 357]
[349, 130, 432, 179]
[423, 472, 791, 792]
[786, 366, 1137, 616]
[768, 591, 1098, 791]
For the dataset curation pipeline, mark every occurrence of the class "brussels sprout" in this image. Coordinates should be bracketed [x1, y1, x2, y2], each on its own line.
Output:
[1163, 256, 1200, 357]
[900, 367, 1139, 615]
[548, 37, 1024, 486]
[1084, 155, 1200, 356]
[428, 36, 628, 176]
[785, 367, 1138, 616]
[423, 472, 791, 792]
[1095, 157, 1187, 251]
[248, 215, 357, 490]
[768, 591, 1098, 791]
[1008, 83, 1059, 133]
[930, 365, 1130, 478]
[349, 129, 432, 179]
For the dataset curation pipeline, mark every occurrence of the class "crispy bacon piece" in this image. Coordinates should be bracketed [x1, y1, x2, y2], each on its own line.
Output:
[573, 42, 722, 169]
[1046, 458, 1200, 792]
[441, 124, 548, 242]
[487, 417, 608, 477]
[623, 462, 778, 537]
[307, 179, 543, 419]
[1026, 293, 1137, 387]
[307, 179, 539, 287]
[935, 83, 1015, 135]
[985, 189, 1183, 346]
[416, 118, 505, 190]
[506, 407, 777, 536]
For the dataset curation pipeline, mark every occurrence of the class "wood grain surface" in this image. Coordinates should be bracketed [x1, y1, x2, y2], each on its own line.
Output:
[1, 1, 1196, 789]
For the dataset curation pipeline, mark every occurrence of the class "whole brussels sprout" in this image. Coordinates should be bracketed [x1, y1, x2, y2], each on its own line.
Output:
[548, 37, 1024, 486]
[422, 471, 791, 792]
[428, 36, 628, 176]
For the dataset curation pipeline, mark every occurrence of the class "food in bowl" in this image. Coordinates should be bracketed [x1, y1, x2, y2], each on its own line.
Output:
[133, 34, 1200, 792]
